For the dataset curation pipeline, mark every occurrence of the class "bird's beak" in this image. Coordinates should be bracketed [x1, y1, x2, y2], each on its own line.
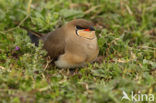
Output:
[89, 26, 95, 31]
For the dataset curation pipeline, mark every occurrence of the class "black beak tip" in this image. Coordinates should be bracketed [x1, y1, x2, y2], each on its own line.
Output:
[89, 26, 95, 31]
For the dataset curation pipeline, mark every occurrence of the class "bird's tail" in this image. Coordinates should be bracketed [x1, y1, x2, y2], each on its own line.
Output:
[20, 26, 43, 46]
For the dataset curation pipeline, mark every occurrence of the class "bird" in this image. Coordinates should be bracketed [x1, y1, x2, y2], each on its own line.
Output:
[23, 19, 99, 68]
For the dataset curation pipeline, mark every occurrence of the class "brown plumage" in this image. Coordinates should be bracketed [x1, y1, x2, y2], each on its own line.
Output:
[25, 19, 99, 68]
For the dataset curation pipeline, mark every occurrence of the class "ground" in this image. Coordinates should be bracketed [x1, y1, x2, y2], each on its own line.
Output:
[0, 0, 156, 103]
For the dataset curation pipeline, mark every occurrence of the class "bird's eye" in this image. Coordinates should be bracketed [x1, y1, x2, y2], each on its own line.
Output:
[76, 25, 85, 30]
[76, 25, 95, 31]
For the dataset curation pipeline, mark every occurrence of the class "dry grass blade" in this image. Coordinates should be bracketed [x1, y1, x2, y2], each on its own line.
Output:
[84, 5, 101, 15]
[3, 0, 32, 33]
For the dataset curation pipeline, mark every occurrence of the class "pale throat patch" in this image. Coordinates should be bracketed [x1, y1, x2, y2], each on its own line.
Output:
[77, 30, 95, 39]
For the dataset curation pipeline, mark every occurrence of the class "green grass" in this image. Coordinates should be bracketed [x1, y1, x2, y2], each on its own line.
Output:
[0, 0, 156, 103]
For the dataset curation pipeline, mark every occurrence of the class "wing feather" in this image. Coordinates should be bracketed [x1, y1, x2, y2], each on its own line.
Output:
[42, 28, 66, 59]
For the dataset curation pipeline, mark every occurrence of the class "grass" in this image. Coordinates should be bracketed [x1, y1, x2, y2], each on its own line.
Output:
[0, 0, 156, 103]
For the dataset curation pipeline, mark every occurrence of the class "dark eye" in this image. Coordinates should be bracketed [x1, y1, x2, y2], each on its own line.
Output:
[76, 25, 95, 31]
[76, 25, 86, 30]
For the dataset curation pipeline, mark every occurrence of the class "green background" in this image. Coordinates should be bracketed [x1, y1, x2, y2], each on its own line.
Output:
[0, 0, 156, 103]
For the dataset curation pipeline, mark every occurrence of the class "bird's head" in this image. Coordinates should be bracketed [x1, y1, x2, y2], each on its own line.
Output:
[67, 19, 96, 39]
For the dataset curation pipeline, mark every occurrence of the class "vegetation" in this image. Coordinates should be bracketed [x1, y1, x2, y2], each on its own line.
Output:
[0, 0, 155, 103]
